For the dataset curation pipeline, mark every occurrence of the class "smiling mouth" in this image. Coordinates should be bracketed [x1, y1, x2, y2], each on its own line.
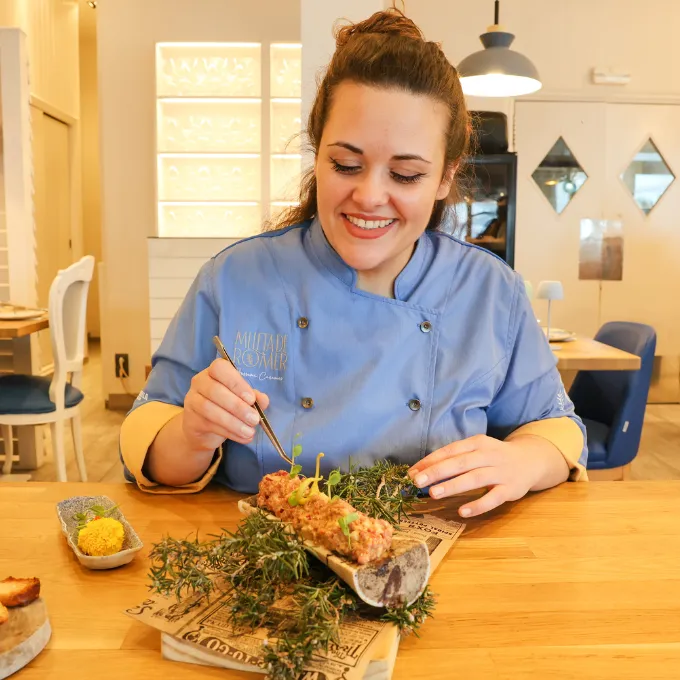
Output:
[343, 214, 397, 230]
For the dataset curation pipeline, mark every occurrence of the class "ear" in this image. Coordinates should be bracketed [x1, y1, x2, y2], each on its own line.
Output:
[435, 163, 457, 200]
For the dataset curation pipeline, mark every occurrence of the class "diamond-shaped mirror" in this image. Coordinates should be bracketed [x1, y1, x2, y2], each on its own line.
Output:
[532, 137, 588, 214]
[621, 139, 675, 215]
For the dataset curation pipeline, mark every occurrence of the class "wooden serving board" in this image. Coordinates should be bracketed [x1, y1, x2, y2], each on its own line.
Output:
[0, 599, 51, 679]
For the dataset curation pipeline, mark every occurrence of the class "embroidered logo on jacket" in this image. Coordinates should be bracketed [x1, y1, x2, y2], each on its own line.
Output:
[233, 331, 287, 382]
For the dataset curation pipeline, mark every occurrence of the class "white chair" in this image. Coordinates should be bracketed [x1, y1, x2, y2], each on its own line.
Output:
[0, 255, 95, 481]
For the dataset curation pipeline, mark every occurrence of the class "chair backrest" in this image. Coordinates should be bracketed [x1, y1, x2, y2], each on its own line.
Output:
[569, 321, 656, 467]
[48, 255, 95, 409]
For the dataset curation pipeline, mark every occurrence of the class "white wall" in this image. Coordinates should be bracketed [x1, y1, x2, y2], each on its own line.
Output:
[408, 0, 680, 148]
[0, 0, 80, 119]
[0, 0, 81, 309]
[300, 0, 386, 168]
[97, 0, 300, 400]
[79, 11, 101, 338]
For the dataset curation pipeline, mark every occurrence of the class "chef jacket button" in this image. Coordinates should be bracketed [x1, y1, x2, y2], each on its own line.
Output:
[408, 398, 421, 411]
[297, 317, 309, 329]
[419, 321, 432, 333]
[301, 397, 314, 409]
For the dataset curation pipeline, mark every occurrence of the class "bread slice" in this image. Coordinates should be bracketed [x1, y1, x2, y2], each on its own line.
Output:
[0, 602, 7, 626]
[0, 577, 40, 607]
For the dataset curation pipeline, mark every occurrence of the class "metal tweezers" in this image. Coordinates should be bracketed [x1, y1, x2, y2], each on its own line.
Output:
[212, 335, 293, 465]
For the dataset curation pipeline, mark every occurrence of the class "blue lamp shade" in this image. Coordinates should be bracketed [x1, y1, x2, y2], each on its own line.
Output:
[458, 29, 542, 98]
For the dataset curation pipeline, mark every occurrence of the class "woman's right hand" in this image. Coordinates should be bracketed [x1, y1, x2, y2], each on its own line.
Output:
[182, 358, 270, 454]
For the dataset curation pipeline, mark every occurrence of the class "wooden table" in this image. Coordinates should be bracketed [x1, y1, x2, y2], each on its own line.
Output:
[0, 314, 49, 339]
[2, 481, 680, 679]
[553, 336, 641, 372]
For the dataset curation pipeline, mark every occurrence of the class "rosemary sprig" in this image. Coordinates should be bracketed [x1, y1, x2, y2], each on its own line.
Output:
[145, 463, 436, 679]
[331, 460, 423, 526]
[381, 586, 436, 637]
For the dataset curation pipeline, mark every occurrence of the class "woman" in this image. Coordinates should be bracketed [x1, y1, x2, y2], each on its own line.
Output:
[120, 9, 588, 517]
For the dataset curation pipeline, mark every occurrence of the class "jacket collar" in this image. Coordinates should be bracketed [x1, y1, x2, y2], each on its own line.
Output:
[305, 216, 434, 301]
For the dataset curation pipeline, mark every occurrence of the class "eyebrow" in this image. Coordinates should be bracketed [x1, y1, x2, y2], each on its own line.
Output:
[327, 141, 431, 164]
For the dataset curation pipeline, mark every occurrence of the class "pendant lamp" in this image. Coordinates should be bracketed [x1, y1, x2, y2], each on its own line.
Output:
[458, 0, 541, 97]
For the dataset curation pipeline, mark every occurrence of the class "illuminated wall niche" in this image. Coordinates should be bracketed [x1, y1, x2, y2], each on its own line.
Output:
[155, 42, 301, 238]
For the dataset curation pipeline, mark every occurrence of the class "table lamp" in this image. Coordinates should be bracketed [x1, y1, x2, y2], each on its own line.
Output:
[536, 280, 564, 344]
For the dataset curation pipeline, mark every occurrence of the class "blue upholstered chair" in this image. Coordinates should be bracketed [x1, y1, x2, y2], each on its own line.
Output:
[0, 255, 95, 481]
[568, 321, 656, 474]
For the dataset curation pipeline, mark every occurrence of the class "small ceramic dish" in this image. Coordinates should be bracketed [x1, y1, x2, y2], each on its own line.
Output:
[55, 495, 144, 570]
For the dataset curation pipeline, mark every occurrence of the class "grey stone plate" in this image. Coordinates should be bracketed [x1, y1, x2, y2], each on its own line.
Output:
[55, 495, 143, 570]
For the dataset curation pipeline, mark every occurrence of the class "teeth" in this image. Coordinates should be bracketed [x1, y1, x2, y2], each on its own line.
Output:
[345, 215, 396, 230]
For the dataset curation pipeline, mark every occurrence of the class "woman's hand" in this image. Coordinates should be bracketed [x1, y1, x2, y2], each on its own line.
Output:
[182, 358, 270, 454]
[408, 434, 569, 518]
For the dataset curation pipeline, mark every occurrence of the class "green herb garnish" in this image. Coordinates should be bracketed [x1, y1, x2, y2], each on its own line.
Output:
[289, 443, 303, 478]
[332, 460, 422, 527]
[325, 469, 342, 499]
[73, 503, 120, 532]
[337, 511, 359, 548]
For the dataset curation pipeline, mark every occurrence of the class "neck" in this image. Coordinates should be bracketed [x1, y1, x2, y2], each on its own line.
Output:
[356, 270, 396, 298]
[355, 243, 416, 298]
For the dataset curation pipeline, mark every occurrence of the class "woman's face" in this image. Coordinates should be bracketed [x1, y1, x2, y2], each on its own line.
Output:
[315, 81, 453, 290]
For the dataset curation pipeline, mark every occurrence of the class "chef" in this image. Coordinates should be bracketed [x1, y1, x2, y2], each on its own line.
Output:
[120, 8, 587, 518]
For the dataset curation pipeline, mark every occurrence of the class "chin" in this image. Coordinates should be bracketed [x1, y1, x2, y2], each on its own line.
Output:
[333, 244, 388, 273]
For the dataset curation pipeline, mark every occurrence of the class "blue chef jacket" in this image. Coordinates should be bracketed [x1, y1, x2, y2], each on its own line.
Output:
[122, 218, 587, 493]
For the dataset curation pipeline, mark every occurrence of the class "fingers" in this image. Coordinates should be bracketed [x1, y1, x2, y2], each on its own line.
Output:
[186, 392, 256, 443]
[458, 485, 509, 518]
[208, 358, 257, 404]
[409, 435, 489, 476]
[185, 360, 271, 449]
[201, 359, 271, 422]
[428, 467, 496, 499]
[254, 389, 270, 410]
[410, 449, 499, 489]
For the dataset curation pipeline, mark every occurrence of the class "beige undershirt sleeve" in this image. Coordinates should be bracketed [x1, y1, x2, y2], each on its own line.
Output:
[119, 401, 223, 494]
[505, 416, 588, 481]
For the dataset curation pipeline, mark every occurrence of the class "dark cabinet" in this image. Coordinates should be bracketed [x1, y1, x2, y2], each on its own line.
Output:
[447, 152, 517, 268]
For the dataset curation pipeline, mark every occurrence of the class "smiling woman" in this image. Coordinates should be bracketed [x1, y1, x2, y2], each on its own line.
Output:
[269, 11, 469, 296]
[119, 7, 588, 520]
[314, 84, 453, 296]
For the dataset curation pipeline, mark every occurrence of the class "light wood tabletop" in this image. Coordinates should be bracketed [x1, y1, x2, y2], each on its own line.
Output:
[553, 336, 641, 371]
[2, 481, 680, 678]
[0, 314, 49, 339]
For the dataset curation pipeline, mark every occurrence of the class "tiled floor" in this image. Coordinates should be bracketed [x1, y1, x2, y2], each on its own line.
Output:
[20, 340, 680, 483]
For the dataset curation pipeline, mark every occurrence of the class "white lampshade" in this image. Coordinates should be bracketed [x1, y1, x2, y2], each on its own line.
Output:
[536, 280, 564, 301]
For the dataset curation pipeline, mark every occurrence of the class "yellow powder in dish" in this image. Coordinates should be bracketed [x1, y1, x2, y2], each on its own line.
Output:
[77, 517, 125, 556]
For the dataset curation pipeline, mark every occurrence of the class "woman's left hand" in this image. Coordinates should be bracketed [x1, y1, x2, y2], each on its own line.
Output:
[408, 434, 554, 518]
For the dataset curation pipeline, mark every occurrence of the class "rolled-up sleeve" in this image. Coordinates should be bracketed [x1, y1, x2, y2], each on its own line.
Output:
[486, 275, 588, 481]
[119, 258, 224, 493]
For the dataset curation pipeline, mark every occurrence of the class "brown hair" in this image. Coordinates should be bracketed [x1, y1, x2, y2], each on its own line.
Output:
[266, 7, 471, 232]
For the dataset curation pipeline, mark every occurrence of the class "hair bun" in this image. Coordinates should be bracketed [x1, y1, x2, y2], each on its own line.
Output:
[335, 8, 424, 49]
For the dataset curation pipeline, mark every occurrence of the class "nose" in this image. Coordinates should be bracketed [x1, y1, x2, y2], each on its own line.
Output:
[351, 169, 389, 210]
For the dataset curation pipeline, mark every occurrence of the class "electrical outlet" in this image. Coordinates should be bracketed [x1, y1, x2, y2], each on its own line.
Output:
[115, 353, 129, 378]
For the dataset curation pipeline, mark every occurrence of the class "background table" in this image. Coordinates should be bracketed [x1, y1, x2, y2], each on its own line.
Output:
[554, 336, 641, 372]
[0, 315, 49, 339]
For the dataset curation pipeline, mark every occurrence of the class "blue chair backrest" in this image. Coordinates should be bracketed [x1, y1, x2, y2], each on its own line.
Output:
[569, 322, 656, 466]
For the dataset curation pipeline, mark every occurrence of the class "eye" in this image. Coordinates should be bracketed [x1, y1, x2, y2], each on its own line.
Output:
[331, 159, 361, 174]
[391, 171, 426, 184]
